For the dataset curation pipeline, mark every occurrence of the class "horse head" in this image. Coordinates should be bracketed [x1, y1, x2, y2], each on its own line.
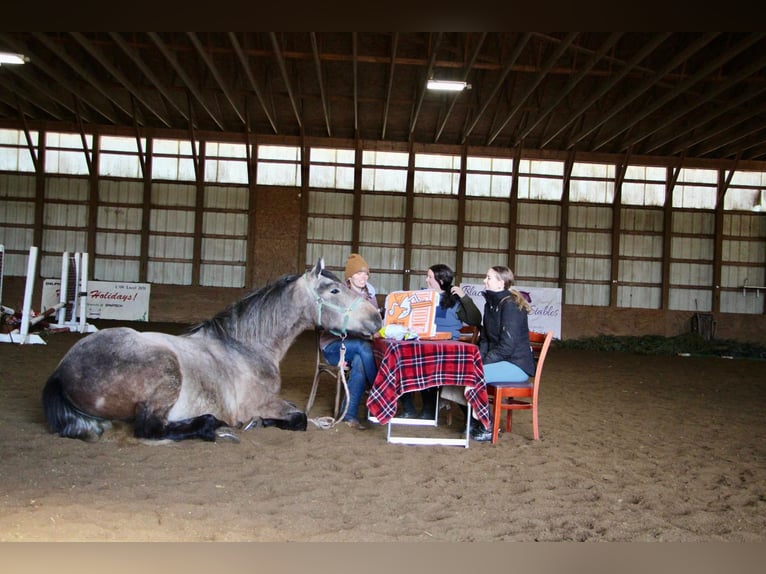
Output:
[303, 258, 382, 337]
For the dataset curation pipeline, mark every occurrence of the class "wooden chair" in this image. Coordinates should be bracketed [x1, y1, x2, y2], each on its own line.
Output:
[486, 330, 554, 444]
[529, 331, 547, 359]
[458, 324, 479, 344]
[305, 329, 348, 418]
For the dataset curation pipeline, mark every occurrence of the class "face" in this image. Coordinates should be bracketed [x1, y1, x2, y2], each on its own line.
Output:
[483, 268, 504, 292]
[425, 269, 442, 291]
[348, 270, 369, 290]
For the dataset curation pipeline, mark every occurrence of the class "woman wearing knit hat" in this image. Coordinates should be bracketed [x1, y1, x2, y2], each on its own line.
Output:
[319, 253, 379, 430]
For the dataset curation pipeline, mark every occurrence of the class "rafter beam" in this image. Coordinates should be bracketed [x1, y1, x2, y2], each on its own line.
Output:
[382, 32, 399, 140]
[590, 33, 764, 152]
[310, 32, 332, 137]
[188, 32, 245, 126]
[486, 32, 578, 146]
[352, 32, 359, 136]
[70, 32, 172, 129]
[148, 32, 225, 131]
[434, 32, 486, 143]
[32, 31, 135, 124]
[461, 33, 532, 144]
[513, 32, 622, 147]
[409, 32, 443, 136]
[0, 32, 113, 123]
[269, 32, 302, 129]
[228, 32, 277, 134]
[541, 33, 672, 149]
[109, 32, 191, 125]
[633, 52, 766, 154]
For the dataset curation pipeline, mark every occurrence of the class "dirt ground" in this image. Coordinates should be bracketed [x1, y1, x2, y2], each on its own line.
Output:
[1, 321, 765, 542]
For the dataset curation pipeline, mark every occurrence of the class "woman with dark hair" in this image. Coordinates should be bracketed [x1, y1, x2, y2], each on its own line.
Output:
[398, 263, 482, 419]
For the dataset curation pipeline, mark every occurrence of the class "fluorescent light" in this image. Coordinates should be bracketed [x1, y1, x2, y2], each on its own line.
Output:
[427, 79, 469, 92]
[0, 52, 28, 66]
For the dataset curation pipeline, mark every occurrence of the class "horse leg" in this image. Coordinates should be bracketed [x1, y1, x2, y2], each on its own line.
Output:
[248, 400, 307, 432]
[133, 404, 229, 442]
[260, 410, 308, 431]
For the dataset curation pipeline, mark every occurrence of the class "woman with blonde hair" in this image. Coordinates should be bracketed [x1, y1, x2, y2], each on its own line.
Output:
[472, 265, 535, 441]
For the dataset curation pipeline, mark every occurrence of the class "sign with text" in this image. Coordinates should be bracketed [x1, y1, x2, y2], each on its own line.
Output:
[42, 280, 151, 322]
[460, 284, 562, 339]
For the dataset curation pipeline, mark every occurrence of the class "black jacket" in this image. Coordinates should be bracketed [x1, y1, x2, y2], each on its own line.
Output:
[479, 289, 536, 377]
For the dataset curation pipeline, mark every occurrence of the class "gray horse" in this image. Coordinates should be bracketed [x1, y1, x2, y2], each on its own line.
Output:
[41, 258, 382, 442]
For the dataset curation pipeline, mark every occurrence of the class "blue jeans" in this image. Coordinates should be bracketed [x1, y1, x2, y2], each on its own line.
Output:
[322, 338, 377, 422]
[483, 361, 530, 384]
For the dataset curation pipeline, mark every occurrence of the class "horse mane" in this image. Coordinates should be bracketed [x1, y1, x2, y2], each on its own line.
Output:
[186, 273, 303, 344]
[184, 268, 341, 344]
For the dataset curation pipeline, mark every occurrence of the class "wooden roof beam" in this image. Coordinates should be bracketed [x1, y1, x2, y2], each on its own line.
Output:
[461, 33, 532, 144]
[109, 32, 191, 126]
[513, 32, 622, 147]
[188, 32, 245, 126]
[33, 32, 135, 125]
[590, 33, 763, 152]
[228, 32, 277, 134]
[409, 32, 443, 136]
[542, 33, 671, 149]
[269, 32, 302, 130]
[434, 32, 486, 143]
[636, 53, 766, 155]
[381, 32, 398, 140]
[148, 32, 225, 131]
[310, 32, 332, 137]
[71, 32, 172, 129]
[486, 32, 578, 146]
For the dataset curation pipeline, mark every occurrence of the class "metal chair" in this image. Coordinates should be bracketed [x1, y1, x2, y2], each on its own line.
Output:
[486, 330, 554, 443]
[305, 329, 348, 418]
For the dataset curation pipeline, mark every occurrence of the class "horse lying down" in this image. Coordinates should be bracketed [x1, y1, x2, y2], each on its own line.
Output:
[41, 258, 382, 443]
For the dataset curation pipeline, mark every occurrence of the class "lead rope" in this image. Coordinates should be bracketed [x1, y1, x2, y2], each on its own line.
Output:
[302, 274, 356, 430]
[308, 336, 350, 430]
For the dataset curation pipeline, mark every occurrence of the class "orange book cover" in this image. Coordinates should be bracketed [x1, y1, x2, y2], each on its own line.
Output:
[383, 290, 439, 337]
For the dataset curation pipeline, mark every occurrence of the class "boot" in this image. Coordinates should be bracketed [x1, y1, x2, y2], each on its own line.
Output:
[418, 388, 438, 419]
[398, 392, 418, 418]
[469, 416, 496, 442]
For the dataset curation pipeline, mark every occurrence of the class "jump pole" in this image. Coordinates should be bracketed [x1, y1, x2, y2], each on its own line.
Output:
[48, 251, 97, 335]
[15, 246, 46, 345]
[0, 247, 98, 345]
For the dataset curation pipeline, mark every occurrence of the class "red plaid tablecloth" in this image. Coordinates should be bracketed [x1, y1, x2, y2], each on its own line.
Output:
[366, 338, 489, 428]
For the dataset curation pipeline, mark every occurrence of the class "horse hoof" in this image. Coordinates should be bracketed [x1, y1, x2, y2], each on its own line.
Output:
[215, 427, 241, 443]
[242, 417, 263, 431]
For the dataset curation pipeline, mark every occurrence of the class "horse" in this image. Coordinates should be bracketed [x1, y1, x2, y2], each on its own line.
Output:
[41, 258, 383, 443]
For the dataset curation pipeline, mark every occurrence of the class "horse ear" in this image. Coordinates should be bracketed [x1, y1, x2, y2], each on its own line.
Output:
[311, 257, 325, 277]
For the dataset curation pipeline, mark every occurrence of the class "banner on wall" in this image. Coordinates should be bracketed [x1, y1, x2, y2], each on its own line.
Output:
[460, 283, 562, 339]
[42, 280, 151, 322]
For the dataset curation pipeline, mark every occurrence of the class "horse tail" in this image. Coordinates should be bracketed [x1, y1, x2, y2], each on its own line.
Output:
[41, 373, 106, 442]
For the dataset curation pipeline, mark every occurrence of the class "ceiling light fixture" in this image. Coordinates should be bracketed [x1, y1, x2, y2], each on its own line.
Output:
[427, 79, 470, 92]
[0, 52, 28, 66]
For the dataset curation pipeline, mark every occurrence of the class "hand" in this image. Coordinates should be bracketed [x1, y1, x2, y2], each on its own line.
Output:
[451, 285, 466, 298]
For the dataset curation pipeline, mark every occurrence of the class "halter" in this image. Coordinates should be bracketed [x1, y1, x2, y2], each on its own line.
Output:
[303, 273, 363, 429]
[302, 275, 365, 338]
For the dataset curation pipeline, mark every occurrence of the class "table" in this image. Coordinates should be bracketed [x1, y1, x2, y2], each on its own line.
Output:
[366, 337, 490, 447]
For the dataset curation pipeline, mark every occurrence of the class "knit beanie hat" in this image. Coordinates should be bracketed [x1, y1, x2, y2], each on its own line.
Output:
[345, 253, 370, 280]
